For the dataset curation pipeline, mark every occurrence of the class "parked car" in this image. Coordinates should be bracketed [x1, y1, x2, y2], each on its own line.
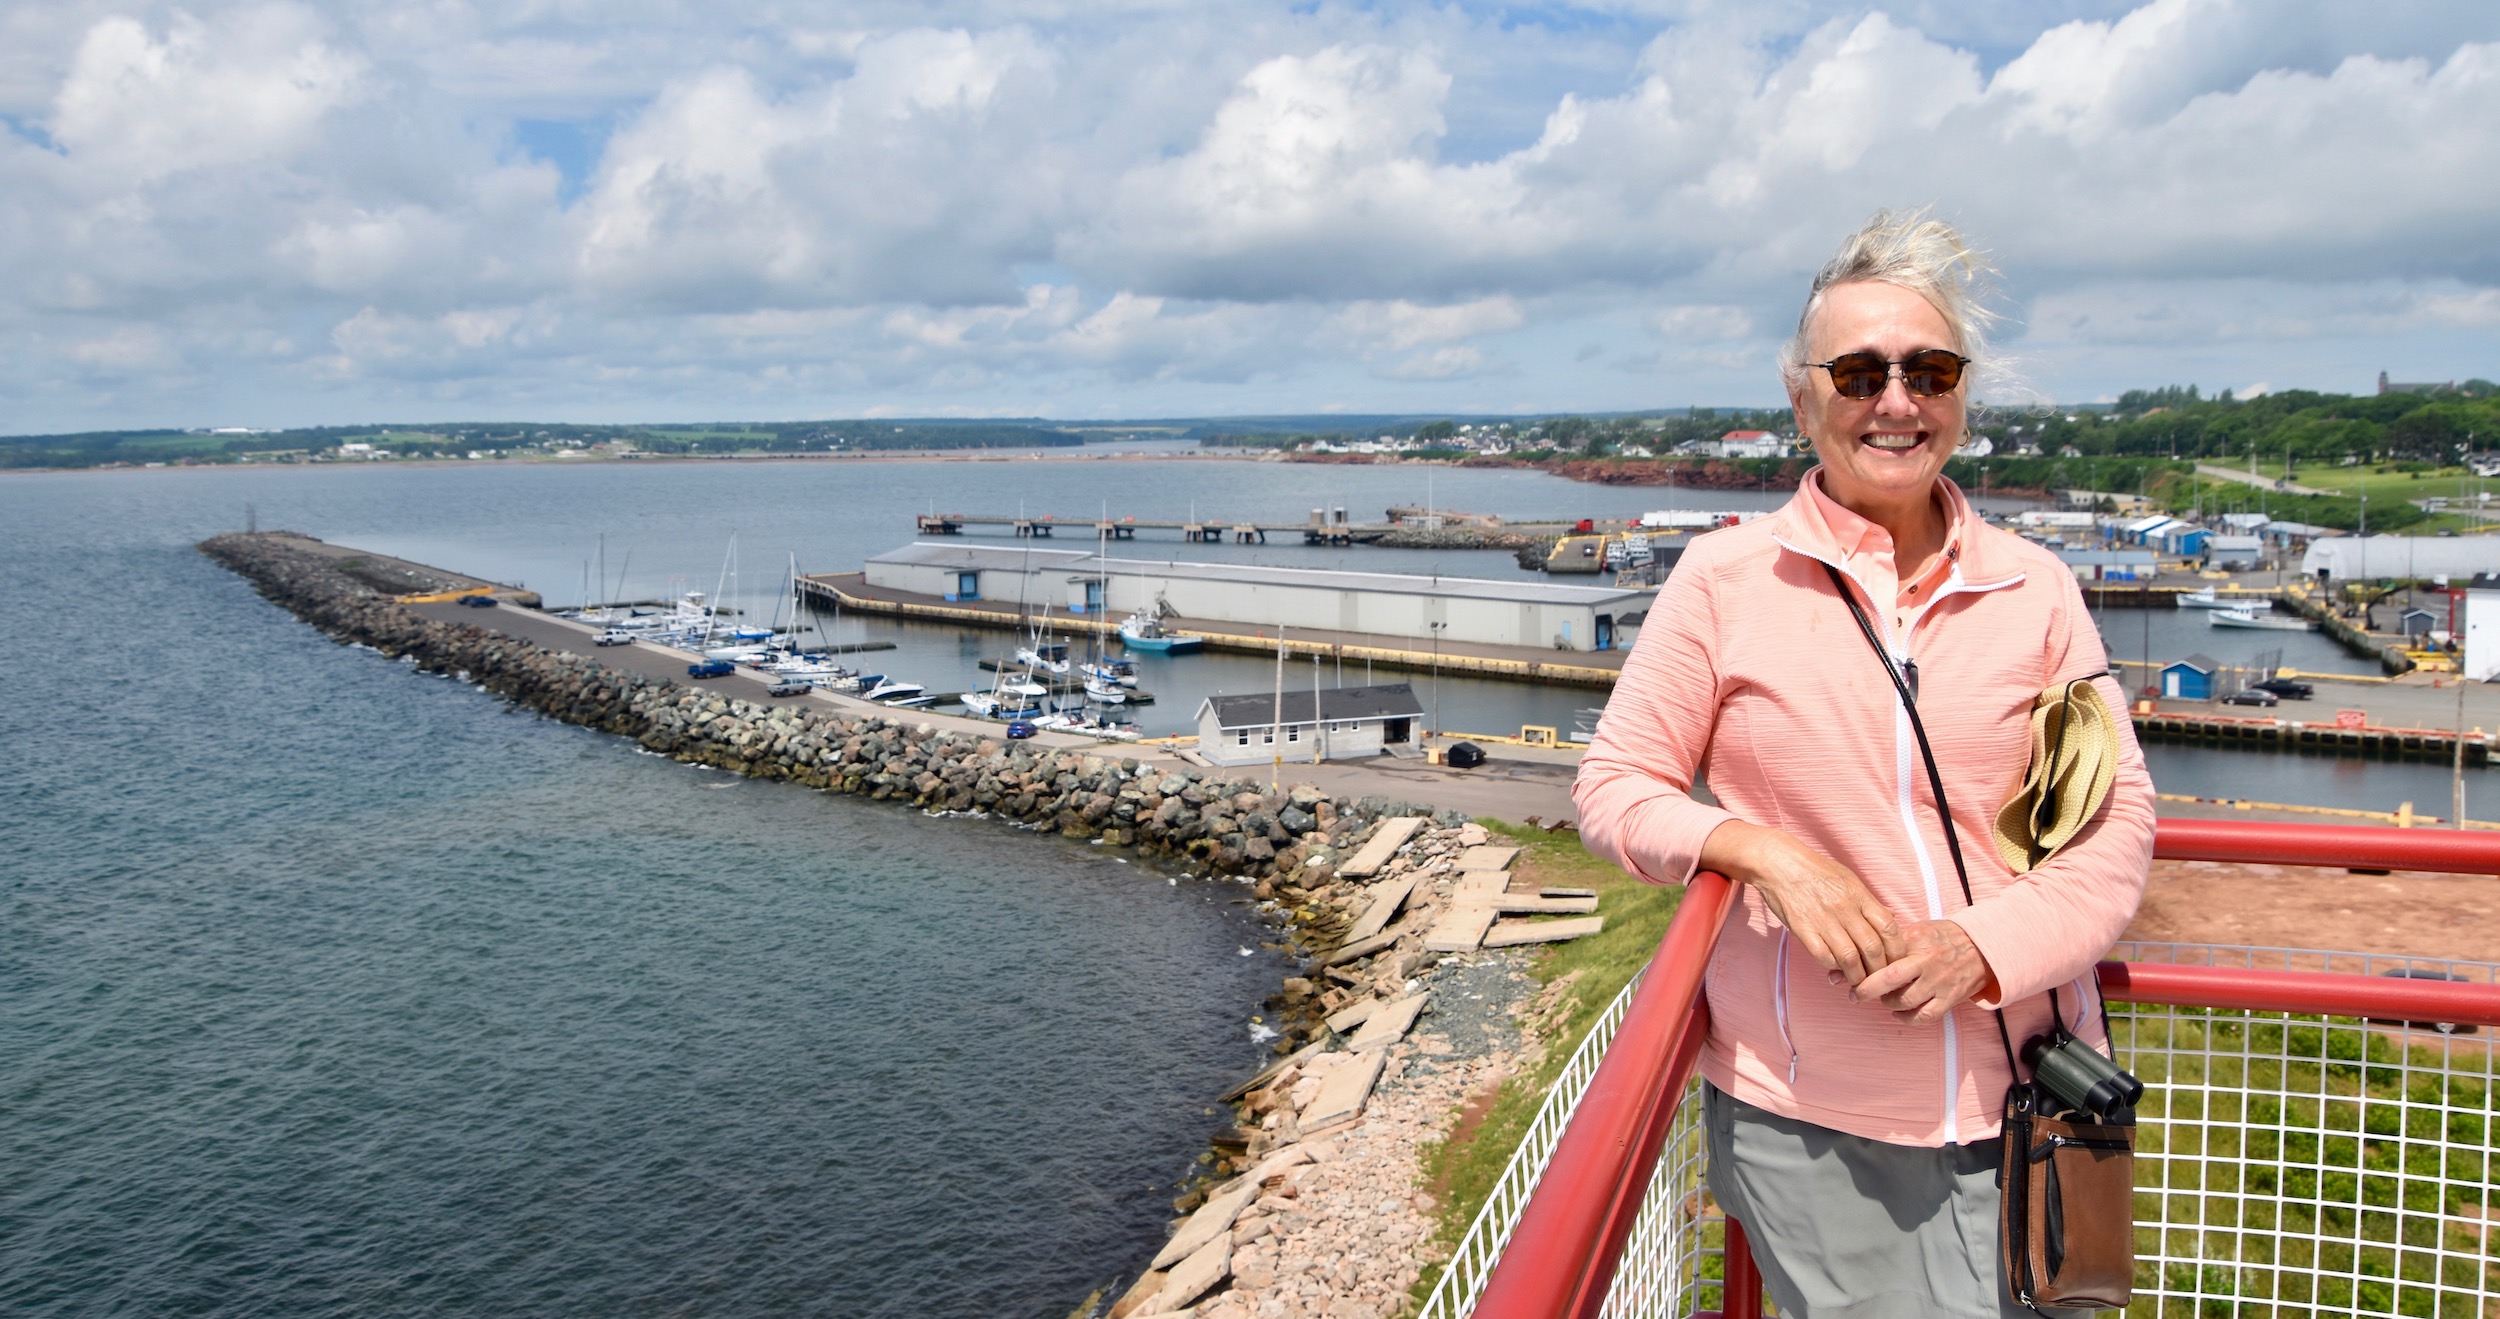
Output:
[456, 594, 497, 608]
[2222, 687, 2279, 707]
[765, 679, 811, 697]
[687, 659, 735, 679]
[2251, 677, 2313, 700]
[593, 629, 634, 646]
[1005, 721, 1038, 740]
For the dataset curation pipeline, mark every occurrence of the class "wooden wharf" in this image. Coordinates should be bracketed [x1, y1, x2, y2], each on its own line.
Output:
[2130, 708, 2491, 764]
[912, 512, 1379, 545]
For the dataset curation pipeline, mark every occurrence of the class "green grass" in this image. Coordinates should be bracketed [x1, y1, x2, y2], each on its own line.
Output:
[1408, 819, 1685, 1309]
[2120, 1010, 2497, 1316]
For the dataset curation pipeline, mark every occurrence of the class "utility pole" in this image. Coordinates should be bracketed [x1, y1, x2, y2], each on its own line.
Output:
[1429, 620, 1446, 745]
[1271, 625, 1286, 789]
[2455, 670, 2471, 830]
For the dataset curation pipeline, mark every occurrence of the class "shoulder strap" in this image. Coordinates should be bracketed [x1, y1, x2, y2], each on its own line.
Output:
[1821, 562, 2020, 1075]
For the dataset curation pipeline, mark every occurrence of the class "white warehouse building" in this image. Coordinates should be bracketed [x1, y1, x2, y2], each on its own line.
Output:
[860, 542, 1652, 652]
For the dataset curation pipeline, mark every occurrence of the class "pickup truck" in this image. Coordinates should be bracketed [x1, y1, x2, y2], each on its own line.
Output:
[686, 659, 735, 679]
[765, 679, 812, 697]
[594, 629, 635, 646]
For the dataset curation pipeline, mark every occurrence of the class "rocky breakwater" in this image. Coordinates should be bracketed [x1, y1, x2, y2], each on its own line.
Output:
[195, 532, 1454, 885]
[198, 532, 1603, 1319]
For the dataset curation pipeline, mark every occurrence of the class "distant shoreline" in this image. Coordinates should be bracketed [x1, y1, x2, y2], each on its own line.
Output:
[0, 448, 1297, 477]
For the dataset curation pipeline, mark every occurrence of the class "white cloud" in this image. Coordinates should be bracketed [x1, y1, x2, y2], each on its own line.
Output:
[1, 0, 2498, 429]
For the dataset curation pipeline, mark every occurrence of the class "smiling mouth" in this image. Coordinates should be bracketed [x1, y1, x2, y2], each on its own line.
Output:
[1861, 431, 1927, 451]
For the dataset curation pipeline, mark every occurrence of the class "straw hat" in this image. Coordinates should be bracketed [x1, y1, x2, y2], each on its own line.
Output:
[1994, 678, 2120, 873]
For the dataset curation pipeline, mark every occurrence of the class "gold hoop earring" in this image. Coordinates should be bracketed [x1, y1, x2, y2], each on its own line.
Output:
[1794, 435, 1815, 455]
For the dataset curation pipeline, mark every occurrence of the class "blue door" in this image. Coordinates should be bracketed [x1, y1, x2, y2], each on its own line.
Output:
[956, 571, 979, 600]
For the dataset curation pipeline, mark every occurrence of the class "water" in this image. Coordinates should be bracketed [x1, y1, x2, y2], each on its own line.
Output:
[0, 474, 1286, 1317]
[0, 457, 2470, 1316]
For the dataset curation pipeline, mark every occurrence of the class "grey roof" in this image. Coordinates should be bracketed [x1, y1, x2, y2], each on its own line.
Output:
[2055, 549, 2157, 565]
[1093, 554, 1649, 607]
[1197, 683, 1426, 730]
[867, 542, 1095, 571]
[2205, 535, 2263, 550]
[2166, 653, 2219, 673]
[868, 541, 1649, 607]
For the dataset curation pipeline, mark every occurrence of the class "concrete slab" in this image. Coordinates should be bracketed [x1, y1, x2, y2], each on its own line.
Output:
[1492, 894, 1600, 915]
[1324, 998, 1379, 1035]
[1483, 916, 1605, 948]
[1423, 905, 1499, 952]
[1319, 927, 1403, 967]
[1337, 817, 1426, 878]
[1299, 1049, 1387, 1130]
[1341, 872, 1421, 943]
[1348, 993, 1429, 1050]
[1452, 869, 1510, 905]
[1152, 1233, 1231, 1313]
[1151, 1179, 1259, 1270]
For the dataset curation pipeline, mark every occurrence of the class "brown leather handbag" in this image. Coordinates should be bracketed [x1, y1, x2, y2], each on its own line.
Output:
[1824, 564, 2137, 1312]
[2000, 1082, 2136, 1310]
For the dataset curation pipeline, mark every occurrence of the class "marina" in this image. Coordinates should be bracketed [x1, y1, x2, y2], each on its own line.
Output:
[17, 458, 2500, 1319]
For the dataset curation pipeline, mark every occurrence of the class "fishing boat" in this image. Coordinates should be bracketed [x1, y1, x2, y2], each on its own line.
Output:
[2176, 588, 2242, 609]
[1117, 603, 1201, 654]
[2209, 607, 2316, 632]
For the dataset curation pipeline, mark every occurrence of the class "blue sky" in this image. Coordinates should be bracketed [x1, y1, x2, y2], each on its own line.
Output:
[1, 0, 2495, 432]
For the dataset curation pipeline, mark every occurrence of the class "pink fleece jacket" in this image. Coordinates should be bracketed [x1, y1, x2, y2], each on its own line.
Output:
[1574, 473, 2155, 1146]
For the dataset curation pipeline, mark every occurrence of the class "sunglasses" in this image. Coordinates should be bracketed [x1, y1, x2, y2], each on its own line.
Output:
[1810, 349, 1969, 400]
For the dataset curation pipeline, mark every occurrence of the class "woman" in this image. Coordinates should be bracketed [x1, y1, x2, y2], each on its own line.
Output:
[1573, 212, 2154, 1318]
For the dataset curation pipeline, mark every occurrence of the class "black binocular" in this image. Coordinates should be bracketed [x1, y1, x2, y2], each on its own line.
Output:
[2020, 1029, 2144, 1124]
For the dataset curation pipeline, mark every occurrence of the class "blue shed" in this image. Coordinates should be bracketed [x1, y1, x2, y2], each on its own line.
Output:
[2161, 653, 2218, 700]
[2160, 526, 2212, 556]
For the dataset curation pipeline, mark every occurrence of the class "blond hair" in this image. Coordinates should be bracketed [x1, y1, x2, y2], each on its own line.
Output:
[1776, 209, 2000, 395]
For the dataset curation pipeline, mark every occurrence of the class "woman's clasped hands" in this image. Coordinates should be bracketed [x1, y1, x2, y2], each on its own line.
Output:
[1701, 820, 1997, 1025]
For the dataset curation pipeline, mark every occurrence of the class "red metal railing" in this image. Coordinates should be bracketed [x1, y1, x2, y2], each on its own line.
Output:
[1468, 818, 2500, 1319]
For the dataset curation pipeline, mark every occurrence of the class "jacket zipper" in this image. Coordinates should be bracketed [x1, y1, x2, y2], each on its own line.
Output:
[1773, 534, 2023, 1139]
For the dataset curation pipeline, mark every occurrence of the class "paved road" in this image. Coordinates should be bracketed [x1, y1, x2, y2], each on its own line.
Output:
[2195, 463, 2331, 497]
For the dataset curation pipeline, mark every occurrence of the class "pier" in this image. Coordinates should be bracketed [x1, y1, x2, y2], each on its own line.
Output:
[800, 572, 1629, 689]
[914, 511, 1396, 546]
[2130, 708, 2492, 764]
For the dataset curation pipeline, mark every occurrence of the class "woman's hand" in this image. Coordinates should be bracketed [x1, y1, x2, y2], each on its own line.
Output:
[1852, 920, 1997, 1024]
[1701, 821, 1906, 986]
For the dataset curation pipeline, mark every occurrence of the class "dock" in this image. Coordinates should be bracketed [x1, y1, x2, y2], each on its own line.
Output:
[2131, 709, 2492, 764]
[915, 512, 1386, 546]
[798, 572, 1627, 689]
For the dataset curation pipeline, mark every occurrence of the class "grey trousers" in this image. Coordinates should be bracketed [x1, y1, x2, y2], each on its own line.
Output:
[1703, 1083, 2096, 1319]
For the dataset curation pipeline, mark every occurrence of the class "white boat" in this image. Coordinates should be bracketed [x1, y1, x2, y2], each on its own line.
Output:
[2176, 588, 2241, 609]
[1082, 672, 1129, 705]
[1035, 709, 1143, 741]
[1015, 642, 1072, 675]
[862, 679, 927, 704]
[2209, 607, 2316, 632]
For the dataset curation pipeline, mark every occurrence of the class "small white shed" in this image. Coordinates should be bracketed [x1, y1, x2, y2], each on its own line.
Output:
[1194, 683, 1427, 767]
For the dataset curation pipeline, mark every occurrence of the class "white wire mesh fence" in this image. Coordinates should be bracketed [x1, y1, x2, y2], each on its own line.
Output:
[2113, 943, 2498, 1317]
[1420, 944, 2498, 1319]
[1418, 969, 1649, 1319]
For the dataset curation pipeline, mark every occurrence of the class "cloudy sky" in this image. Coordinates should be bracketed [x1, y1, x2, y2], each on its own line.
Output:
[3, 0, 2496, 432]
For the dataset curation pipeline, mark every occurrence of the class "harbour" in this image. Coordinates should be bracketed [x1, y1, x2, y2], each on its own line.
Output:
[15, 457, 2500, 1319]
